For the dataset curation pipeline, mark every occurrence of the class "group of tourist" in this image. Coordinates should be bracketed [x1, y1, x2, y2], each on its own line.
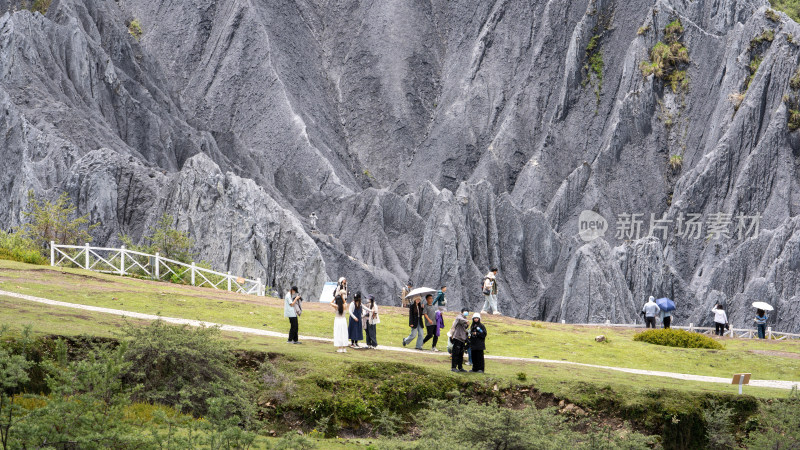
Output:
[279, 269, 499, 372]
[640, 296, 773, 339]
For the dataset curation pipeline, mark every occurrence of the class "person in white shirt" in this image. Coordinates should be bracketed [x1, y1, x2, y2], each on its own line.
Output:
[641, 296, 661, 328]
[711, 303, 728, 336]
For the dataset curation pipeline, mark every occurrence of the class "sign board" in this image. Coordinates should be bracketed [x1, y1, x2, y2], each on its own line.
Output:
[732, 373, 751, 394]
[318, 281, 337, 303]
[731, 373, 751, 385]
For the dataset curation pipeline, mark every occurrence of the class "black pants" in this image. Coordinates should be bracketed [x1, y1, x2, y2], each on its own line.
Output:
[645, 317, 656, 328]
[365, 323, 377, 347]
[422, 325, 438, 348]
[471, 349, 485, 372]
[452, 340, 465, 370]
[288, 317, 298, 342]
[662, 316, 671, 329]
[715, 322, 725, 336]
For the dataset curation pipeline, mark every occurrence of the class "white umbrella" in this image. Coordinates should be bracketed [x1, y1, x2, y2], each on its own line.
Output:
[752, 301, 774, 311]
[404, 287, 437, 299]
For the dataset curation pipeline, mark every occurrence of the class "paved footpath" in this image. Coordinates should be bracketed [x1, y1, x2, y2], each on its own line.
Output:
[2, 289, 798, 391]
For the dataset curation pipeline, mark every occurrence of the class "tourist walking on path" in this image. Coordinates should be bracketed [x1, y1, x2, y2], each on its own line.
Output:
[348, 291, 365, 347]
[481, 269, 500, 315]
[659, 307, 672, 329]
[641, 296, 660, 329]
[363, 295, 379, 348]
[402, 296, 425, 349]
[469, 313, 487, 373]
[284, 286, 302, 343]
[433, 286, 447, 311]
[711, 303, 728, 336]
[754, 309, 769, 339]
[400, 280, 413, 307]
[449, 308, 470, 372]
[331, 295, 349, 353]
[421, 294, 439, 351]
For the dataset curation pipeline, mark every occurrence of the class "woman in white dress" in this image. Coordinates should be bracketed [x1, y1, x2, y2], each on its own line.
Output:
[331, 294, 349, 352]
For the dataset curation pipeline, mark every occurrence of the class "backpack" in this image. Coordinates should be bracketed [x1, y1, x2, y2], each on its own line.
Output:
[293, 296, 303, 316]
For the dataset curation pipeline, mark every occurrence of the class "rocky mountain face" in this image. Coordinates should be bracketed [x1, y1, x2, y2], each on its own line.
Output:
[2, 0, 799, 331]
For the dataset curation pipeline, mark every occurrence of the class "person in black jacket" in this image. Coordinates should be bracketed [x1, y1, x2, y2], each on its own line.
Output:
[469, 313, 487, 373]
[402, 296, 425, 350]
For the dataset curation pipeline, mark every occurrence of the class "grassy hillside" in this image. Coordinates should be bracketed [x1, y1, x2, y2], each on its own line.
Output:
[2, 260, 800, 448]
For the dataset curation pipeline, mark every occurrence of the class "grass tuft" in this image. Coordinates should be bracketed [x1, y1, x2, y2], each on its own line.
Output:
[634, 329, 724, 350]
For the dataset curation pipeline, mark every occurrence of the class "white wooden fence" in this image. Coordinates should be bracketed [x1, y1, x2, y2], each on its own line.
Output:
[50, 242, 263, 296]
[573, 321, 800, 340]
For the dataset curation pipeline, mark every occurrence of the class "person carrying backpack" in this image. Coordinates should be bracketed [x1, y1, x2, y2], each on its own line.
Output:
[480, 268, 500, 315]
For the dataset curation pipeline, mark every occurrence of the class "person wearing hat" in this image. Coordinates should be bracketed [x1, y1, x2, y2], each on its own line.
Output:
[469, 312, 487, 373]
[335, 277, 348, 301]
[400, 280, 413, 307]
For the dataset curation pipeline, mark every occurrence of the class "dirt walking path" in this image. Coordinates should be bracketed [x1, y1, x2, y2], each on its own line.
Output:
[2, 289, 797, 391]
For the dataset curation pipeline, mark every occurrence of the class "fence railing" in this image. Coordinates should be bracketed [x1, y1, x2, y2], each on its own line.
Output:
[571, 321, 800, 340]
[50, 242, 263, 296]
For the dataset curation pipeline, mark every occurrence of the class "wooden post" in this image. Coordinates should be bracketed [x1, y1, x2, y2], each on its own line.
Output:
[84, 243, 90, 270]
[50, 241, 55, 266]
[689, 323, 694, 332]
[227, 272, 232, 292]
[191, 262, 196, 286]
[119, 245, 126, 276]
[257, 277, 262, 296]
[155, 253, 160, 280]
[768, 326, 772, 339]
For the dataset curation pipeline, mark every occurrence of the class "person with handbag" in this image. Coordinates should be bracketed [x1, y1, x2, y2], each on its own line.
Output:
[711, 303, 728, 336]
[285, 286, 302, 344]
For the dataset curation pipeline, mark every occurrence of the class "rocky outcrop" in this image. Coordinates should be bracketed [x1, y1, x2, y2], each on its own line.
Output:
[2, 0, 800, 330]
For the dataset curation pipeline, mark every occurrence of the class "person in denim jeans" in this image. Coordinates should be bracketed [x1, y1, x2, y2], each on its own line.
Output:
[402, 296, 425, 349]
[754, 309, 769, 339]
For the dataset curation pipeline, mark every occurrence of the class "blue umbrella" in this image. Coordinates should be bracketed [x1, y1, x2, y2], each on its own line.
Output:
[655, 297, 676, 312]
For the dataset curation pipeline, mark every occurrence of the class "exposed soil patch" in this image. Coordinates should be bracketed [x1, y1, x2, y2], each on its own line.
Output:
[750, 349, 800, 359]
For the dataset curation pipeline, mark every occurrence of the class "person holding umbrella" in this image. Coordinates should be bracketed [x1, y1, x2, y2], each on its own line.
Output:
[752, 302, 773, 339]
[655, 297, 675, 329]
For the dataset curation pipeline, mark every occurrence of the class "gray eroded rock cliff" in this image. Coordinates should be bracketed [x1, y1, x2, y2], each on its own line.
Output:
[2, 0, 799, 331]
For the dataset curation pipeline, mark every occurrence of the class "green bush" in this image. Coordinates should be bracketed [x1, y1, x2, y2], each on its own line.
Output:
[405, 398, 657, 450]
[770, 0, 800, 22]
[120, 320, 255, 422]
[639, 19, 690, 93]
[634, 329, 724, 349]
[0, 231, 47, 265]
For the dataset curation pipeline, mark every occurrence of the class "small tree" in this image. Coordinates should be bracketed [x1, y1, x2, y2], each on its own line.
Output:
[143, 214, 196, 263]
[20, 191, 97, 250]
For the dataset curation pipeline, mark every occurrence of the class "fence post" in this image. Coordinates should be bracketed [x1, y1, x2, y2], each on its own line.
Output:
[50, 241, 55, 266]
[768, 326, 772, 339]
[227, 272, 232, 291]
[191, 262, 196, 286]
[689, 323, 693, 332]
[119, 245, 126, 276]
[155, 253, 160, 280]
[257, 277, 262, 296]
[84, 243, 90, 270]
